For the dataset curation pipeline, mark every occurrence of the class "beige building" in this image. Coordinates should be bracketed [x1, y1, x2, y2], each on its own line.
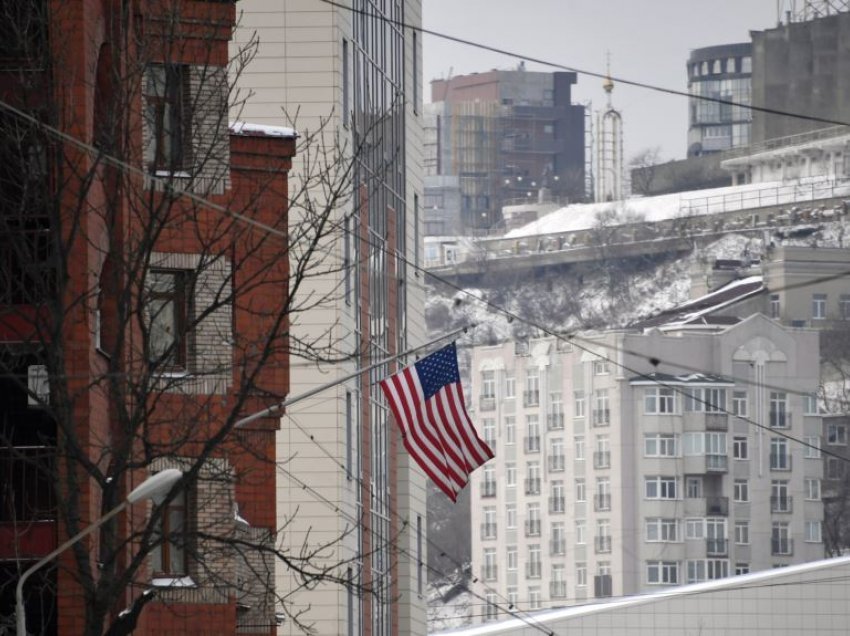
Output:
[231, 2, 427, 634]
[469, 313, 824, 622]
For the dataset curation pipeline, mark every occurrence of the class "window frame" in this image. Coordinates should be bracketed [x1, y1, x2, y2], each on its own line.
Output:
[147, 269, 191, 371]
[144, 64, 192, 172]
[151, 486, 189, 578]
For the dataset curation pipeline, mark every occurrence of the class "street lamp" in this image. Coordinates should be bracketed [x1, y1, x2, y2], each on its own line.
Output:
[16, 469, 183, 636]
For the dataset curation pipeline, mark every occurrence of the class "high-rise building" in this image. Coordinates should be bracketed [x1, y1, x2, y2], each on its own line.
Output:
[468, 313, 823, 622]
[686, 43, 752, 157]
[232, 2, 427, 634]
[426, 68, 586, 233]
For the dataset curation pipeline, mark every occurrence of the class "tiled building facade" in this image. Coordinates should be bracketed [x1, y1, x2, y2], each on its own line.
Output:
[469, 315, 824, 622]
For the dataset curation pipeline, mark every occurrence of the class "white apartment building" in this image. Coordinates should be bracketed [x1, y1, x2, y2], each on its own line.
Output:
[232, 2, 427, 634]
[469, 313, 824, 623]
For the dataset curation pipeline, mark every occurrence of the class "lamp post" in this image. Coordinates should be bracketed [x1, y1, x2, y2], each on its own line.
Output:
[16, 469, 183, 636]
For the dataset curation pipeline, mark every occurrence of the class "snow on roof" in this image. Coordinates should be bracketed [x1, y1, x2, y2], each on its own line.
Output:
[629, 371, 734, 385]
[630, 274, 764, 330]
[229, 121, 297, 138]
[433, 556, 850, 636]
[504, 176, 846, 240]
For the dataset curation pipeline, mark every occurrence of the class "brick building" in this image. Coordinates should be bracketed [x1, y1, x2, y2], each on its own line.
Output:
[0, 1, 294, 634]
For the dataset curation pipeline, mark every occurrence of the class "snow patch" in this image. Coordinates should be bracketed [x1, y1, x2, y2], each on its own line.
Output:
[229, 121, 297, 138]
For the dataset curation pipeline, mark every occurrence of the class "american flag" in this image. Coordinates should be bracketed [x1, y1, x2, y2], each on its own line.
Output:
[379, 342, 494, 501]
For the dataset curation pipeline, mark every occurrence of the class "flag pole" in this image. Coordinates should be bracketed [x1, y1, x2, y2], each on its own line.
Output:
[234, 323, 475, 428]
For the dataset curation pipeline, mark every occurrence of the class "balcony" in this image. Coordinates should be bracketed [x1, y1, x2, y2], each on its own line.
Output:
[771, 495, 793, 513]
[594, 535, 612, 553]
[706, 454, 728, 472]
[594, 494, 611, 511]
[550, 580, 567, 598]
[550, 538, 566, 555]
[771, 538, 794, 556]
[524, 435, 541, 453]
[706, 496, 729, 516]
[547, 413, 565, 430]
[548, 454, 565, 472]
[593, 451, 611, 469]
[770, 453, 792, 471]
[706, 538, 728, 556]
[481, 481, 497, 498]
[705, 413, 728, 431]
[479, 395, 496, 411]
[481, 565, 498, 581]
[525, 519, 541, 537]
[525, 477, 541, 495]
[769, 411, 791, 429]
[592, 409, 610, 426]
[594, 574, 613, 598]
[524, 390, 540, 407]
[526, 561, 542, 578]
[549, 496, 566, 513]
[480, 523, 497, 540]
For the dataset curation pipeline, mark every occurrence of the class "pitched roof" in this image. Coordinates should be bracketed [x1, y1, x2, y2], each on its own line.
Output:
[630, 275, 764, 330]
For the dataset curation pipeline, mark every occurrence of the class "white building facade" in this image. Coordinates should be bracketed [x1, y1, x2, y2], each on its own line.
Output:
[469, 315, 824, 622]
[232, 2, 427, 634]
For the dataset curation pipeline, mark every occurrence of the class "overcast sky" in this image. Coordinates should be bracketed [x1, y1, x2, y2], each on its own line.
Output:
[423, 1, 781, 162]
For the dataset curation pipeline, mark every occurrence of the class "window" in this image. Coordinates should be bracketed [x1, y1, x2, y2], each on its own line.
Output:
[482, 418, 496, 447]
[481, 371, 496, 399]
[594, 436, 610, 469]
[144, 65, 190, 171]
[593, 358, 610, 375]
[805, 478, 821, 501]
[841, 294, 850, 319]
[505, 417, 515, 445]
[507, 546, 517, 571]
[505, 463, 516, 487]
[593, 389, 610, 425]
[644, 387, 676, 414]
[574, 391, 586, 417]
[576, 563, 587, 587]
[507, 586, 518, 607]
[525, 461, 541, 494]
[576, 478, 586, 502]
[147, 270, 190, 370]
[575, 520, 586, 544]
[645, 476, 677, 500]
[151, 486, 188, 576]
[342, 39, 350, 126]
[802, 393, 818, 415]
[506, 504, 516, 529]
[769, 294, 780, 319]
[772, 522, 792, 555]
[595, 477, 611, 510]
[646, 561, 679, 585]
[771, 480, 791, 512]
[804, 436, 821, 458]
[733, 479, 749, 502]
[482, 507, 497, 539]
[735, 563, 750, 575]
[411, 30, 419, 114]
[732, 391, 748, 417]
[684, 387, 727, 412]
[645, 434, 677, 457]
[504, 373, 516, 398]
[646, 518, 679, 542]
[812, 293, 827, 320]
[527, 545, 542, 578]
[575, 435, 585, 460]
[686, 518, 704, 540]
[828, 456, 845, 479]
[529, 587, 542, 610]
[828, 422, 847, 445]
[525, 415, 540, 453]
[525, 368, 540, 405]
[482, 548, 497, 580]
[735, 521, 749, 545]
[733, 436, 748, 460]
[484, 593, 498, 622]
[770, 438, 791, 470]
[805, 521, 822, 543]
[686, 476, 703, 499]
[526, 502, 541, 536]
[769, 392, 789, 428]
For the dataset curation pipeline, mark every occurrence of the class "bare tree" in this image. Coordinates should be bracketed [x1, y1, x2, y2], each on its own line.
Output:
[629, 146, 663, 196]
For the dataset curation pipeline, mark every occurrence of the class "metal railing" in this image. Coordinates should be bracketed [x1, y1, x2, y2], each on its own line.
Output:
[480, 523, 497, 540]
[524, 477, 541, 495]
[549, 496, 566, 514]
[523, 391, 540, 407]
[593, 451, 611, 469]
[592, 409, 610, 426]
[481, 481, 497, 498]
[524, 436, 541, 453]
[595, 535, 612, 553]
[547, 413, 565, 430]
[594, 494, 611, 511]
[706, 496, 729, 516]
[525, 519, 541, 537]
[771, 538, 794, 556]
[548, 454, 565, 471]
[771, 495, 793, 513]
[706, 538, 728, 556]
[479, 396, 496, 411]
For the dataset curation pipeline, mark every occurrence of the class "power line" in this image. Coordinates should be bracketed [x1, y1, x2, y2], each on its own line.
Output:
[317, 0, 850, 129]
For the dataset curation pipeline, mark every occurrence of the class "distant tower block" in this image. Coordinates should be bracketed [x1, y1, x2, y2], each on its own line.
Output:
[595, 61, 624, 202]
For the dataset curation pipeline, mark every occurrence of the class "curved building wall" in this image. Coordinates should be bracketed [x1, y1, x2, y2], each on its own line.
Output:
[687, 42, 752, 157]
